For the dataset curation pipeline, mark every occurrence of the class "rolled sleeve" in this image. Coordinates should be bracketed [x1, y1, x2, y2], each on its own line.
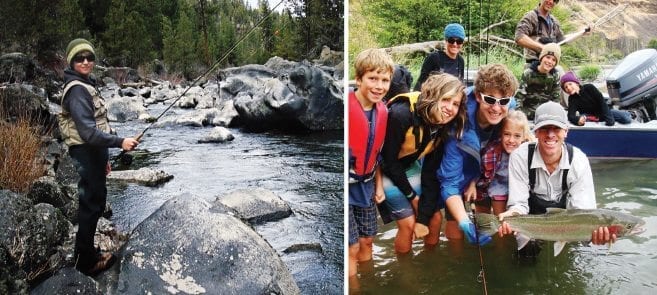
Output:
[507, 144, 531, 214]
[567, 149, 597, 209]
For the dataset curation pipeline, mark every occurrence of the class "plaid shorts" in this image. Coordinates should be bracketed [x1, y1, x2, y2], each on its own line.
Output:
[348, 204, 378, 245]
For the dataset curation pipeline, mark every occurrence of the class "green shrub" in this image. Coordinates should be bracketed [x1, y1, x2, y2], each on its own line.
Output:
[648, 39, 657, 50]
[578, 64, 602, 81]
[606, 49, 624, 62]
[562, 46, 588, 64]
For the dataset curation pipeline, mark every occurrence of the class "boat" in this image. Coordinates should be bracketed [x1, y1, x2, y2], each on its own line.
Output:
[566, 121, 657, 159]
[566, 49, 657, 159]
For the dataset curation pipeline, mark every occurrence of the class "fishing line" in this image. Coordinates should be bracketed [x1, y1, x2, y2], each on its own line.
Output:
[469, 202, 488, 295]
[114, 0, 287, 164]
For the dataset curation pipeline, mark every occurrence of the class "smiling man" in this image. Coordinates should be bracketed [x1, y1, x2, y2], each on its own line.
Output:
[516, 0, 565, 65]
[497, 101, 615, 257]
[437, 64, 517, 244]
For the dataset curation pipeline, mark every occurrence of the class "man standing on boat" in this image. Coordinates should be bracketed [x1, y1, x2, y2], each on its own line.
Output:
[515, 0, 589, 66]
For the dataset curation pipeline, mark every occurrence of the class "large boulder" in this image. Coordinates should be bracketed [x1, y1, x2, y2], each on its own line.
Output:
[198, 126, 234, 143]
[221, 58, 343, 132]
[107, 168, 173, 186]
[0, 190, 70, 283]
[0, 83, 56, 129]
[216, 188, 292, 224]
[116, 194, 299, 294]
[105, 96, 152, 122]
[25, 176, 71, 209]
[30, 267, 102, 295]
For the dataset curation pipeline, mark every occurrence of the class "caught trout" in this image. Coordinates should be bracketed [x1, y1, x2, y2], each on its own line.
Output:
[475, 208, 645, 256]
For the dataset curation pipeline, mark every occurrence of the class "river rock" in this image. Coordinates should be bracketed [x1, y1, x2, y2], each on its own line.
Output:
[221, 58, 343, 132]
[30, 267, 102, 295]
[26, 176, 70, 209]
[216, 188, 293, 224]
[107, 168, 173, 186]
[116, 194, 300, 294]
[0, 83, 56, 129]
[0, 190, 70, 283]
[105, 96, 151, 122]
[198, 126, 234, 143]
[283, 243, 323, 254]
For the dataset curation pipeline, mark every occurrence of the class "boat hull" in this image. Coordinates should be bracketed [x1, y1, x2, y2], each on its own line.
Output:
[566, 122, 657, 159]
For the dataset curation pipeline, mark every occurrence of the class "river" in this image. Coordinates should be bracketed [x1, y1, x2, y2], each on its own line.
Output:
[105, 105, 343, 294]
[351, 159, 657, 294]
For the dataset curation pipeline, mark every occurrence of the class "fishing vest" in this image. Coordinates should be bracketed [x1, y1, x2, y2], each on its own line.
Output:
[527, 142, 574, 214]
[386, 92, 436, 160]
[58, 80, 111, 146]
[348, 91, 387, 183]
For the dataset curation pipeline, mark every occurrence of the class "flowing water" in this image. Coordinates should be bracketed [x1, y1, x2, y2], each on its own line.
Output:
[351, 159, 657, 294]
[106, 105, 343, 294]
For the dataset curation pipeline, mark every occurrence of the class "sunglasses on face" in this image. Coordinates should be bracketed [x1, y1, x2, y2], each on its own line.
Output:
[73, 54, 95, 63]
[446, 38, 464, 45]
[481, 94, 511, 106]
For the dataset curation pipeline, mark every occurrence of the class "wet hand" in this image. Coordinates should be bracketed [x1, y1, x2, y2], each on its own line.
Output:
[498, 221, 513, 237]
[591, 226, 617, 245]
[122, 138, 139, 151]
[105, 161, 111, 176]
[459, 220, 492, 246]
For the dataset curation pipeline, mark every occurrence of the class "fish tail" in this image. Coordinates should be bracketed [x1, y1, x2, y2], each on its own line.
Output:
[474, 213, 500, 236]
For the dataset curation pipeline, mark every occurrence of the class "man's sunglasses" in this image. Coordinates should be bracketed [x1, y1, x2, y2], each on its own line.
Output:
[447, 38, 464, 45]
[481, 94, 511, 106]
[73, 54, 95, 63]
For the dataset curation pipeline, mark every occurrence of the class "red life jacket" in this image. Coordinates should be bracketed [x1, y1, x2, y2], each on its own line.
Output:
[348, 91, 388, 182]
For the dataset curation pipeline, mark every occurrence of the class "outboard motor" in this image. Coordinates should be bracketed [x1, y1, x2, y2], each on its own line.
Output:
[606, 48, 657, 122]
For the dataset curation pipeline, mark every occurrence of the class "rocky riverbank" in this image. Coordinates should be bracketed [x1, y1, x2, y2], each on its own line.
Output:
[0, 48, 343, 294]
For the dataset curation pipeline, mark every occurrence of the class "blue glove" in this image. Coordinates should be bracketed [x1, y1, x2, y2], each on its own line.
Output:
[459, 220, 492, 246]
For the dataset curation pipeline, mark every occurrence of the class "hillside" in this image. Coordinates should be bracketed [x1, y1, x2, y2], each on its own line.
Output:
[565, 0, 657, 45]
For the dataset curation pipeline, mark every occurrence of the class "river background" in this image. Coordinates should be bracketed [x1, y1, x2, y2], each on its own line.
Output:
[352, 159, 657, 294]
[105, 104, 343, 294]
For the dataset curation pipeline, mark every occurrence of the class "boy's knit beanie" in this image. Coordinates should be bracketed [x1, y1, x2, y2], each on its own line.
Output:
[539, 43, 561, 65]
[66, 38, 95, 65]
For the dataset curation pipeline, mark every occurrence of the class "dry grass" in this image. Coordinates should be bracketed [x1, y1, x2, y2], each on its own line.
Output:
[0, 105, 45, 193]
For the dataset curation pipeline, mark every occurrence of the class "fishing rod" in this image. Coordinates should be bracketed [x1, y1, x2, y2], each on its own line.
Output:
[114, 0, 287, 165]
[557, 4, 628, 46]
[468, 202, 488, 295]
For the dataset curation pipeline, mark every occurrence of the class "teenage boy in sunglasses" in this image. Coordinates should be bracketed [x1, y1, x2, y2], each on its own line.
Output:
[59, 38, 139, 276]
[414, 23, 466, 90]
[516, 43, 562, 120]
[422, 64, 518, 245]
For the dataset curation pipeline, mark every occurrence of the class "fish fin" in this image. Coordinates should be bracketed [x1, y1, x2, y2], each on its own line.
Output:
[474, 213, 500, 236]
[515, 233, 531, 250]
[553, 241, 567, 256]
[545, 208, 566, 214]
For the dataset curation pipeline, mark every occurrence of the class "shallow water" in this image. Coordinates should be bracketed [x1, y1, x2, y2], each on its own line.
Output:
[106, 105, 343, 294]
[352, 159, 657, 294]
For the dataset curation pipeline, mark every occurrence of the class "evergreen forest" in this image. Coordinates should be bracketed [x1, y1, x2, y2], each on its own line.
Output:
[0, 0, 343, 78]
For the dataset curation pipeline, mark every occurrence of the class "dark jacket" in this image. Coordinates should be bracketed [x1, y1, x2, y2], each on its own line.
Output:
[62, 69, 123, 147]
[381, 95, 443, 202]
[567, 84, 614, 126]
[414, 50, 464, 91]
